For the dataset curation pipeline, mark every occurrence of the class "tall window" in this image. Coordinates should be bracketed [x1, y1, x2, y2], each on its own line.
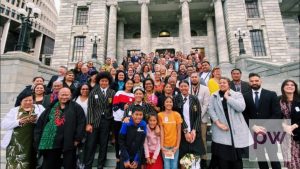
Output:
[72, 36, 85, 61]
[250, 30, 266, 56]
[76, 7, 88, 25]
[245, 0, 259, 18]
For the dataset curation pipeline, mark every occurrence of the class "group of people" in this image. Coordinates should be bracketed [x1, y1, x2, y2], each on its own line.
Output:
[1, 50, 300, 169]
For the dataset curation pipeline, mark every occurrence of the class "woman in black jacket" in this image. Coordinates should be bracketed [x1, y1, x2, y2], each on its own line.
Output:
[280, 79, 300, 169]
[110, 70, 127, 92]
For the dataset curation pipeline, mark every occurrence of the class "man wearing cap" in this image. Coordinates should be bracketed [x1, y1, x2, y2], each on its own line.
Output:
[84, 72, 116, 169]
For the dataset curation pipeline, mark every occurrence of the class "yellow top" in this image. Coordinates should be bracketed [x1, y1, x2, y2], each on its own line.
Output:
[208, 78, 219, 95]
[158, 111, 182, 147]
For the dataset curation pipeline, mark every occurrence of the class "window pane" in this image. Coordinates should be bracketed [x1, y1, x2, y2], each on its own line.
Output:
[245, 0, 259, 18]
[73, 37, 86, 61]
[76, 7, 88, 25]
[250, 30, 266, 56]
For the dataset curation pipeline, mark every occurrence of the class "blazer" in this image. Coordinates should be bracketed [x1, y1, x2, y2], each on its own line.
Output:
[87, 86, 116, 128]
[229, 80, 251, 94]
[243, 88, 282, 125]
[173, 94, 202, 132]
[208, 89, 253, 148]
[189, 84, 210, 123]
[34, 101, 86, 151]
[47, 75, 59, 89]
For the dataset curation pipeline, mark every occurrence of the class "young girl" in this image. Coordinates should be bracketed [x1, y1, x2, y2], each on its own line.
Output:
[144, 114, 163, 169]
[158, 96, 182, 169]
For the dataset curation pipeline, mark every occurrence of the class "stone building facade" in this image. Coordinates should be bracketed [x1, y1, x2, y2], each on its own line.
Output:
[0, 0, 58, 64]
[51, 0, 299, 68]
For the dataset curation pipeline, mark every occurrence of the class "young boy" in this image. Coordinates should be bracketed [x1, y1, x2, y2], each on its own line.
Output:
[119, 105, 147, 169]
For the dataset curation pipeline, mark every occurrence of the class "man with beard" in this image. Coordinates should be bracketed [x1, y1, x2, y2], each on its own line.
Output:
[199, 61, 211, 86]
[189, 72, 210, 169]
[243, 73, 281, 169]
[229, 68, 251, 94]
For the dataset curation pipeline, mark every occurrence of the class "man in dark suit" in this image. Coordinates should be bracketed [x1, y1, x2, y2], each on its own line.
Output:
[84, 72, 116, 169]
[243, 73, 281, 169]
[47, 66, 67, 90]
[229, 68, 251, 94]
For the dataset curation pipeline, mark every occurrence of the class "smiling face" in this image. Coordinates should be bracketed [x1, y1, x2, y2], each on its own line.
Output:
[164, 84, 173, 95]
[125, 80, 134, 92]
[179, 82, 189, 96]
[34, 84, 45, 95]
[219, 79, 230, 92]
[132, 110, 143, 125]
[283, 81, 296, 94]
[164, 97, 173, 110]
[20, 96, 33, 109]
[144, 80, 154, 92]
[134, 90, 144, 103]
[33, 77, 44, 86]
[148, 115, 158, 129]
[58, 88, 71, 104]
[80, 84, 90, 97]
[118, 72, 125, 81]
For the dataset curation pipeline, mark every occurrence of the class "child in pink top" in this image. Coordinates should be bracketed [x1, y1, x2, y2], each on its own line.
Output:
[144, 114, 163, 169]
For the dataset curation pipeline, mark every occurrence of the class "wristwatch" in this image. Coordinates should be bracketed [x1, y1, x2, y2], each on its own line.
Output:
[183, 129, 188, 134]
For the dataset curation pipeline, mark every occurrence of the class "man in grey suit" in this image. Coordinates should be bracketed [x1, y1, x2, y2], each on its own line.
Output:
[189, 72, 210, 169]
[229, 68, 251, 94]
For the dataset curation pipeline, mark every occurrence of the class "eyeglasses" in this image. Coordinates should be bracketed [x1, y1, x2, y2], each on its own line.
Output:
[81, 88, 89, 90]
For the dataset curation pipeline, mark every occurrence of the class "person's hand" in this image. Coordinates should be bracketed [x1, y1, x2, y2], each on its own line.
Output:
[185, 132, 192, 143]
[252, 125, 267, 134]
[190, 129, 196, 143]
[19, 116, 29, 126]
[86, 124, 93, 133]
[151, 158, 156, 164]
[130, 161, 138, 169]
[172, 146, 179, 153]
[216, 121, 229, 131]
[282, 123, 297, 136]
[74, 141, 80, 146]
[146, 157, 151, 164]
[123, 117, 130, 123]
[124, 161, 131, 168]
[28, 115, 37, 123]
[224, 90, 231, 100]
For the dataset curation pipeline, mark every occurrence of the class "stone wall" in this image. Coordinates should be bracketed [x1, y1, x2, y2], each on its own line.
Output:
[52, 0, 109, 68]
[282, 14, 300, 62]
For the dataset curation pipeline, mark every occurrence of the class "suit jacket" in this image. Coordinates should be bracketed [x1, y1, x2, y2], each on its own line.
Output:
[243, 88, 282, 125]
[173, 94, 202, 132]
[189, 84, 210, 123]
[47, 75, 59, 89]
[34, 101, 86, 151]
[87, 86, 116, 128]
[229, 80, 251, 94]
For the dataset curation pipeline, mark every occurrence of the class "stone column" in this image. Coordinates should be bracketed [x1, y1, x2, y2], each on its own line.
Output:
[34, 34, 43, 60]
[178, 15, 183, 52]
[214, 0, 229, 64]
[1, 20, 11, 54]
[117, 18, 125, 65]
[206, 15, 217, 66]
[139, 0, 151, 54]
[106, 0, 118, 60]
[180, 0, 192, 55]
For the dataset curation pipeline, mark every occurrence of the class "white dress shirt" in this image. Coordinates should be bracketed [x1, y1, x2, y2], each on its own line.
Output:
[252, 88, 262, 103]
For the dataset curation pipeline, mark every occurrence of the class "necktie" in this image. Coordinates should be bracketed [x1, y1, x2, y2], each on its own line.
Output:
[236, 86, 241, 92]
[254, 92, 259, 109]
[102, 90, 106, 97]
[183, 97, 187, 105]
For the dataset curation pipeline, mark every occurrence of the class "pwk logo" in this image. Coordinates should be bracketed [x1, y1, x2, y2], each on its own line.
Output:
[253, 131, 286, 149]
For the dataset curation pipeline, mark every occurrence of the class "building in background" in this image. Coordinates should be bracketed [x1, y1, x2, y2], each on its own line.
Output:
[51, 0, 299, 69]
[0, 0, 58, 65]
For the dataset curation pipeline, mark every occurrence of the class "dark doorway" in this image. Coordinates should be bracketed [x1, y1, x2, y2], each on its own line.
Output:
[155, 48, 175, 55]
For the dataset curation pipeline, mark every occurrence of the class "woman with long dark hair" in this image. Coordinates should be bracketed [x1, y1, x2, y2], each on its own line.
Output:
[280, 79, 300, 169]
[33, 84, 46, 105]
[111, 70, 127, 92]
[143, 78, 160, 113]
